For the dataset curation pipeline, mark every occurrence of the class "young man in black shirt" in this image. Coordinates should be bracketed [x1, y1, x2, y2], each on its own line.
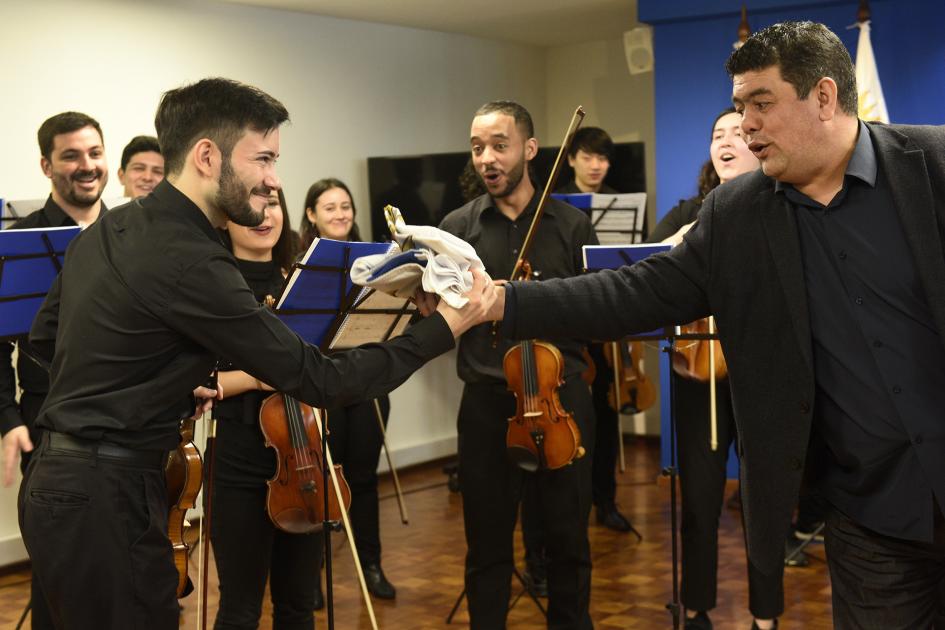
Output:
[1, 112, 110, 481]
[558, 126, 618, 195]
[10, 78, 494, 630]
[439, 100, 598, 629]
[0, 111, 110, 630]
[117, 134, 164, 199]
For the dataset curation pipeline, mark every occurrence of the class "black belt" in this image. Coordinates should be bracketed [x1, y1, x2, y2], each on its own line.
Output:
[45, 431, 167, 470]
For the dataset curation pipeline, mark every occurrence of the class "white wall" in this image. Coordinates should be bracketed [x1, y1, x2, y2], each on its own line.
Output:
[545, 35, 661, 435]
[0, 0, 548, 566]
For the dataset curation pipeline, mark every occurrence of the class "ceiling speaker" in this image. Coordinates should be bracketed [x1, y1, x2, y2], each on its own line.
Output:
[623, 26, 653, 75]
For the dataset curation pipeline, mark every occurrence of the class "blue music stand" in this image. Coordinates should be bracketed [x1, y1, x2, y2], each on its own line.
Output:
[274, 238, 417, 350]
[554, 192, 648, 244]
[0, 225, 80, 341]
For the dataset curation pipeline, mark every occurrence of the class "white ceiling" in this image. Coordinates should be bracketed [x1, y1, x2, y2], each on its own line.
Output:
[219, 0, 638, 47]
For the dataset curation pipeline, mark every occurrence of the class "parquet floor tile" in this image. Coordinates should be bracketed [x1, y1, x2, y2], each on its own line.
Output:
[0, 438, 833, 628]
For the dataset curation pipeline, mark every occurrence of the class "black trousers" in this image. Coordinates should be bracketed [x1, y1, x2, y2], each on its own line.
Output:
[18, 435, 179, 630]
[825, 506, 945, 629]
[210, 484, 319, 630]
[311, 397, 389, 576]
[588, 343, 620, 509]
[675, 375, 783, 619]
[458, 379, 595, 630]
[16, 391, 56, 630]
[522, 345, 617, 570]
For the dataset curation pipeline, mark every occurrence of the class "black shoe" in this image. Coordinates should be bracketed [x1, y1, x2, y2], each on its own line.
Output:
[784, 537, 809, 567]
[750, 620, 778, 630]
[596, 504, 634, 534]
[363, 563, 396, 600]
[684, 611, 713, 630]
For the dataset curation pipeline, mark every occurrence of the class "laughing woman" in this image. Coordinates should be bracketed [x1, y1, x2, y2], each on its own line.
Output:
[209, 189, 323, 630]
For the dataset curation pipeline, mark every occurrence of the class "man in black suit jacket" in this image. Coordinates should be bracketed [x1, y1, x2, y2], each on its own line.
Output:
[466, 21, 945, 629]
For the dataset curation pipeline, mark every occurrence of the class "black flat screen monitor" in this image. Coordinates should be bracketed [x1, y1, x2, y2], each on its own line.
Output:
[367, 142, 645, 241]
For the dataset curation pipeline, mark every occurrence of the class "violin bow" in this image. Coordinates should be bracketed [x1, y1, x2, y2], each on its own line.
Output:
[508, 105, 585, 282]
[708, 317, 718, 451]
[373, 399, 409, 524]
[610, 341, 627, 473]
[315, 408, 380, 630]
[197, 369, 219, 630]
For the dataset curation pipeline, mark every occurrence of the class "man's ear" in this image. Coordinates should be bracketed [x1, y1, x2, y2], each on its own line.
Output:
[117, 168, 126, 184]
[525, 137, 539, 161]
[815, 76, 839, 121]
[191, 139, 218, 179]
[40, 157, 52, 179]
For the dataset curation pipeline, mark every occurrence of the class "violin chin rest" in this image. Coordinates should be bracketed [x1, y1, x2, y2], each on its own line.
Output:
[507, 446, 540, 472]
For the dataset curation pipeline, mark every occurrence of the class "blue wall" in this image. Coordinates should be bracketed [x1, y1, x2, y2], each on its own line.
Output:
[640, 0, 945, 216]
[640, 0, 945, 476]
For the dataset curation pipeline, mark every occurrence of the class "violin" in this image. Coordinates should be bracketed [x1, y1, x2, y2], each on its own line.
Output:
[503, 106, 587, 472]
[672, 317, 728, 382]
[603, 341, 656, 414]
[165, 413, 202, 598]
[258, 394, 352, 533]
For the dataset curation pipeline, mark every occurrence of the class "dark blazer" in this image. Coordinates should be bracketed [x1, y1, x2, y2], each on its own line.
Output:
[505, 122, 945, 574]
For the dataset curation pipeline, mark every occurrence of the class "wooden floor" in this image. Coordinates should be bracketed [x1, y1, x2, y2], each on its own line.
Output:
[0, 438, 833, 629]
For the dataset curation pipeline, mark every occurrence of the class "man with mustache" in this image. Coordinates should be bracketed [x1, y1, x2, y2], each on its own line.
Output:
[117, 135, 164, 199]
[8, 78, 493, 630]
[438, 100, 598, 629]
[471, 21, 945, 629]
[0, 110, 110, 630]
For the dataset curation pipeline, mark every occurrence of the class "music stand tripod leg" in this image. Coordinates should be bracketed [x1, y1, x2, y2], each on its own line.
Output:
[785, 521, 826, 565]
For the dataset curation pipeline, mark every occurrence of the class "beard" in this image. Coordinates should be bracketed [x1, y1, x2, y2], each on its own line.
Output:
[481, 156, 527, 199]
[52, 168, 106, 208]
[215, 158, 267, 227]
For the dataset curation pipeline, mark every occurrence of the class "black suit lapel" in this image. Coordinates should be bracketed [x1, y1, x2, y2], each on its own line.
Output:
[872, 124, 945, 341]
[761, 190, 813, 371]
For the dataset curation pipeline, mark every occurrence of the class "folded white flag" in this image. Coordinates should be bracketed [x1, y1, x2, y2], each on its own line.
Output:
[350, 208, 486, 308]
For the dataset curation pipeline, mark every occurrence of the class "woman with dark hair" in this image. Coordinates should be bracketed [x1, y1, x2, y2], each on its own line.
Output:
[299, 178, 362, 247]
[301, 178, 397, 603]
[647, 109, 781, 630]
[209, 189, 325, 630]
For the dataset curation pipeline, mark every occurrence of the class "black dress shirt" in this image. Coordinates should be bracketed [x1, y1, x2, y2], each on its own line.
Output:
[783, 122, 945, 541]
[29, 180, 454, 451]
[0, 197, 107, 435]
[439, 191, 597, 384]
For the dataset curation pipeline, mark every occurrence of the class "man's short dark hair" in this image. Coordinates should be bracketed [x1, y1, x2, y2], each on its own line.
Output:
[568, 127, 614, 159]
[37, 112, 103, 161]
[725, 21, 857, 116]
[120, 135, 161, 171]
[474, 100, 535, 139]
[155, 77, 289, 176]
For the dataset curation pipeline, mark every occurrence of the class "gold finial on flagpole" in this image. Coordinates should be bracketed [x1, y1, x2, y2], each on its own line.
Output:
[857, 0, 871, 23]
[734, 6, 751, 50]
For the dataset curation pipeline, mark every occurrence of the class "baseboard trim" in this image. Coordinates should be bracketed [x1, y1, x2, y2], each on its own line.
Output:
[0, 533, 28, 567]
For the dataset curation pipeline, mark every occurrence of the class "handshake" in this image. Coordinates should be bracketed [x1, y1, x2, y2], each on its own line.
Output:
[413, 270, 506, 338]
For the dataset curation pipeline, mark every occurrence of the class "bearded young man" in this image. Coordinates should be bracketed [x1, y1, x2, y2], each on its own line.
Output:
[464, 22, 945, 629]
[438, 100, 599, 630]
[0, 111, 110, 630]
[11, 78, 494, 630]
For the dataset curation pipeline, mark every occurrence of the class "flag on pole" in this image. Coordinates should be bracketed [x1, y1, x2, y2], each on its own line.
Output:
[854, 20, 890, 123]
